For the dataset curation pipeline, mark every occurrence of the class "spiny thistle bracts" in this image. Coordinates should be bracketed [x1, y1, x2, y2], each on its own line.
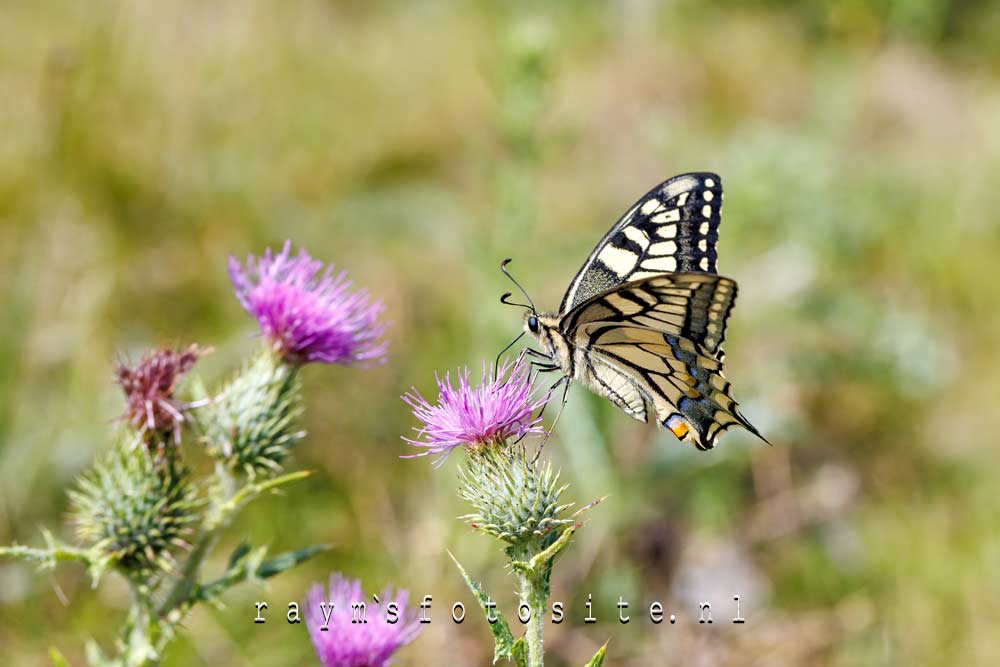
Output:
[69, 442, 200, 578]
[202, 351, 304, 478]
[459, 445, 575, 549]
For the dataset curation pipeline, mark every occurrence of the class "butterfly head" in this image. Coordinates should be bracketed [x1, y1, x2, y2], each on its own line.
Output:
[521, 310, 568, 369]
[521, 310, 559, 338]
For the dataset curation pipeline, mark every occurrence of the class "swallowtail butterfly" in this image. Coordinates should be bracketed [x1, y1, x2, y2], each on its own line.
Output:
[502, 173, 766, 450]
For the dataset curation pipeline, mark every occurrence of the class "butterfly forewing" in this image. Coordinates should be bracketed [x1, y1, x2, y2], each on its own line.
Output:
[563, 274, 737, 359]
[560, 173, 723, 313]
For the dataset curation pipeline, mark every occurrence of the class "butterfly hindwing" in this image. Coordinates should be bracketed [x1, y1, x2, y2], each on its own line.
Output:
[574, 322, 756, 450]
[560, 173, 723, 314]
[581, 354, 651, 422]
[559, 274, 758, 449]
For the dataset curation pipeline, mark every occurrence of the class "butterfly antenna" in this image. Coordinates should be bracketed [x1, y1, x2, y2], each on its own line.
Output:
[500, 258, 536, 313]
[500, 292, 532, 309]
[532, 376, 571, 464]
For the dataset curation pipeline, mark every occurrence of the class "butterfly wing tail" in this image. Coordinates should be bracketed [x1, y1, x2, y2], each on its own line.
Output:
[734, 407, 770, 446]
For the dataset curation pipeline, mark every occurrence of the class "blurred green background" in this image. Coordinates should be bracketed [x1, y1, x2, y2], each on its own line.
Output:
[3, 0, 1000, 665]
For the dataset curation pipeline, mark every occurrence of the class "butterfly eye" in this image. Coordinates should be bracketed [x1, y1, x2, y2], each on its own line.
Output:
[527, 316, 540, 334]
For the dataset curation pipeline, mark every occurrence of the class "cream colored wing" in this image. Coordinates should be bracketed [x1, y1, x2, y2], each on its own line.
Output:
[574, 323, 762, 450]
[560, 173, 724, 313]
[575, 353, 652, 423]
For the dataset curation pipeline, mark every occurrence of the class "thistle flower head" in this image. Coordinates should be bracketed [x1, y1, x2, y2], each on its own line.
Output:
[402, 355, 550, 465]
[202, 351, 304, 478]
[69, 443, 200, 578]
[305, 573, 421, 667]
[459, 444, 575, 549]
[229, 241, 388, 366]
[115, 344, 202, 445]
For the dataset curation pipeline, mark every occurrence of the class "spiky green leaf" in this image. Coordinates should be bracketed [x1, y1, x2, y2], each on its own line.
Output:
[257, 544, 328, 579]
[449, 552, 523, 665]
[511, 637, 528, 667]
[584, 641, 609, 667]
[227, 541, 252, 569]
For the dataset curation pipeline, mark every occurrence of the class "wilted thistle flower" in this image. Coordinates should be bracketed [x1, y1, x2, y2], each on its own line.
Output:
[69, 442, 200, 577]
[202, 351, 304, 478]
[115, 344, 202, 447]
[459, 444, 575, 549]
[229, 241, 388, 366]
[305, 573, 421, 667]
[402, 355, 549, 465]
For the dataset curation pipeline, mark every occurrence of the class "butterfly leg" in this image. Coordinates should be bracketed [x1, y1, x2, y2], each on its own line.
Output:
[512, 374, 568, 448]
[527, 346, 559, 373]
[494, 332, 527, 380]
[530, 375, 568, 422]
[531, 376, 572, 464]
[530, 362, 561, 373]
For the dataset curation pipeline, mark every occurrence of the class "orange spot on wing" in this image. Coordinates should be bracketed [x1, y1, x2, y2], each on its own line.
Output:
[666, 415, 690, 439]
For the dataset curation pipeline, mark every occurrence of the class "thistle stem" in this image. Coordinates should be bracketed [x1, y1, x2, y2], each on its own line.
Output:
[507, 525, 579, 667]
[156, 467, 311, 624]
[156, 525, 219, 624]
[0, 543, 93, 565]
[156, 464, 236, 621]
[518, 569, 546, 667]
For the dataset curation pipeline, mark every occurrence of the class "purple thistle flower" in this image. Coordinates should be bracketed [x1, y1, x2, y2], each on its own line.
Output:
[305, 573, 421, 667]
[228, 241, 388, 366]
[402, 355, 550, 465]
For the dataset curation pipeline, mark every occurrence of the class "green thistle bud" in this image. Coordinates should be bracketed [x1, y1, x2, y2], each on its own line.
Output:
[69, 443, 200, 577]
[458, 445, 574, 550]
[201, 351, 304, 478]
